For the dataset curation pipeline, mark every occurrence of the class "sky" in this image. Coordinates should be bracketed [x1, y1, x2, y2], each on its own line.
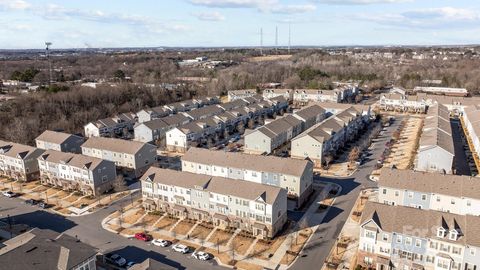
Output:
[0, 0, 480, 49]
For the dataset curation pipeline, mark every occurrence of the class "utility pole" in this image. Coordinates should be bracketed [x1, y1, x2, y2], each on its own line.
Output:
[45, 42, 52, 85]
[260, 28, 263, 56]
[288, 23, 291, 54]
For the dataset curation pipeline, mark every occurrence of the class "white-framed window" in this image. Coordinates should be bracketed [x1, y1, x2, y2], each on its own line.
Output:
[470, 248, 476, 256]
[395, 191, 399, 197]
[437, 227, 446, 238]
[405, 237, 412, 245]
[365, 230, 376, 239]
[396, 235, 402, 243]
[449, 230, 458, 241]
[415, 239, 421, 247]
[382, 233, 389, 241]
[408, 192, 413, 198]
[421, 194, 427, 201]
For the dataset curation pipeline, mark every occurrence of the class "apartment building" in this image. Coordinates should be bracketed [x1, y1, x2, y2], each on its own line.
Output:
[413, 86, 468, 97]
[227, 89, 257, 101]
[244, 105, 325, 155]
[182, 105, 224, 121]
[262, 89, 293, 101]
[359, 202, 480, 270]
[291, 106, 366, 166]
[81, 137, 156, 177]
[416, 104, 454, 174]
[35, 130, 85, 153]
[136, 106, 171, 123]
[141, 167, 288, 238]
[84, 112, 137, 138]
[314, 102, 372, 120]
[0, 140, 44, 181]
[133, 114, 191, 143]
[0, 228, 98, 270]
[181, 147, 313, 206]
[378, 168, 480, 215]
[38, 150, 116, 196]
[293, 89, 341, 106]
[163, 99, 198, 113]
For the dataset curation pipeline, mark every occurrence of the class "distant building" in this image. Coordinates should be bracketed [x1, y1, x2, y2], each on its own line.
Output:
[81, 137, 156, 177]
[0, 228, 97, 270]
[84, 113, 137, 138]
[35, 130, 84, 153]
[262, 89, 293, 101]
[462, 105, 480, 160]
[136, 106, 171, 123]
[141, 167, 287, 238]
[227, 89, 257, 101]
[413, 86, 468, 97]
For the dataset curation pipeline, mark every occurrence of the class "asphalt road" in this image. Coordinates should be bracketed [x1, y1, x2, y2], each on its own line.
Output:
[289, 117, 403, 270]
[0, 118, 402, 270]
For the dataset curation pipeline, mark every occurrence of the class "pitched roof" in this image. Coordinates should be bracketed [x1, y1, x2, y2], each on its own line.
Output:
[142, 167, 285, 205]
[419, 104, 454, 154]
[0, 228, 97, 270]
[35, 130, 83, 145]
[141, 119, 169, 130]
[160, 113, 191, 126]
[379, 168, 480, 200]
[0, 140, 42, 160]
[129, 258, 176, 270]
[361, 202, 480, 247]
[39, 150, 106, 170]
[182, 147, 311, 177]
[81, 137, 153, 154]
[293, 105, 325, 121]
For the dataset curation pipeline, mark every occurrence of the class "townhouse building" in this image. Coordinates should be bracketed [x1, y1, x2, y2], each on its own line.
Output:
[181, 147, 313, 206]
[0, 140, 44, 182]
[378, 168, 480, 215]
[379, 93, 428, 113]
[291, 106, 366, 166]
[35, 130, 85, 153]
[0, 228, 98, 270]
[227, 89, 257, 101]
[359, 202, 480, 270]
[84, 112, 137, 138]
[462, 105, 480, 159]
[81, 137, 156, 177]
[416, 104, 454, 174]
[293, 89, 341, 106]
[262, 89, 294, 101]
[165, 118, 223, 153]
[314, 102, 372, 121]
[37, 150, 116, 196]
[182, 105, 224, 121]
[163, 99, 198, 113]
[244, 105, 325, 155]
[133, 114, 192, 144]
[141, 167, 288, 238]
[136, 106, 171, 123]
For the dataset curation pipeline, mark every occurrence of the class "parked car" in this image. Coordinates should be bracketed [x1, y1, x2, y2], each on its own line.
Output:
[126, 261, 137, 269]
[172, 244, 190, 254]
[107, 254, 126, 267]
[2, 191, 17, 198]
[38, 202, 50, 209]
[152, 239, 172, 247]
[192, 251, 212, 261]
[134, 232, 151, 242]
[25, 199, 40, 205]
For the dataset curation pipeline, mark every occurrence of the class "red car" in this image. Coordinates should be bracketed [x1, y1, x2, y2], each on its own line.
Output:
[134, 233, 151, 242]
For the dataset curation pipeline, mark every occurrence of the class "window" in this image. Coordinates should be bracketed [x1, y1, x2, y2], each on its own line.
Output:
[382, 189, 387, 194]
[408, 192, 413, 198]
[365, 230, 376, 239]
[382, 233, 389, 241]
[395, 191, 399, 197]
[421, 194, 427, 201]
[467, 200, 471, 206]
[405, 237, 412, 245]
[396, 235, 402, 243]
[470, 248, 476, 256]
[437, 228, 446, 238]
[451, 199, 455, 205]
[436, 196, 441, 202]
[415, 239, 421, 247]
[449, 230, 458, 241]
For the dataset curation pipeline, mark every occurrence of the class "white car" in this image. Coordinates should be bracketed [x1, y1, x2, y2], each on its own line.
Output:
[2, 191, 16, 198]
[192, 251, 212, 261]
[172, 244, 190, 254]
[152, 239, 172, 247]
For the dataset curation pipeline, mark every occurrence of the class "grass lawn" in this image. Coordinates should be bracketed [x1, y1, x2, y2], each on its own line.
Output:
[232, 235, 255, 255]
[172, 220, 195, 236]
[123, 208, 145, 224]
[190, 223, 214, 240]
[208, 229, 233, 246]
[141, 213, 163, 227]
[155, 216, 178, 231]
[251, 235, 287, 259]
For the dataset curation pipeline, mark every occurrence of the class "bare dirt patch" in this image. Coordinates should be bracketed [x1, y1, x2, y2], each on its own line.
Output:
[232, 234, 255, 255]
[235, 261, 264, 270]
[251, 235, 286, 259]
[123, 209, 145, 225]
[208, 229, 234, 246]
[191, 222, 214, 240]
[172, 219, 196, 236]
[155, 216, 178, 231]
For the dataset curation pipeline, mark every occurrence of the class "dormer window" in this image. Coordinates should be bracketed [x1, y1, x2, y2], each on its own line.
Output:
[437, 227, 446, 238]
[449, 230, 458, 241]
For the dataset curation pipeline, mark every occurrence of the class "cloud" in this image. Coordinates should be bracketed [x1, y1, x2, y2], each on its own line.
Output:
[189, 0, 316, 14]
[315, 0, 411, 5]
[354, 7, 480, 29]
[0, 0, 31, 10]
[193, 11, 225, 21]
